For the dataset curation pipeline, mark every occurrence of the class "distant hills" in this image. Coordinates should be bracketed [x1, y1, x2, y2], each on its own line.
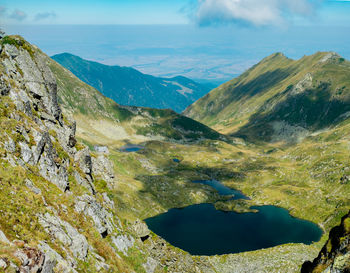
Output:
[184, 52, 350, 142]
[49, 52, 223, 144]
[52, 53, 211, 113]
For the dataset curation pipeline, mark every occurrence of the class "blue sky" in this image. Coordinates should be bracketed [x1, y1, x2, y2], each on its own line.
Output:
[1, 0, 350, 26]
[2, 1, 350, 82]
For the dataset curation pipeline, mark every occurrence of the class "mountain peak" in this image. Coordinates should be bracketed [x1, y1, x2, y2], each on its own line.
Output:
[185, 50, 350, 142]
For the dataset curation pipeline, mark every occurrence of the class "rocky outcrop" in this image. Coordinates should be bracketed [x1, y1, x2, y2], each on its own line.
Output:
[112, 235, 135, 256]
[92, 154, 115, 186]
[2, 42, 62, 124]
[302, 211, 350, 273]
[133, 220, 150, 240]
[39, 242, 77, 273]
[74, 194, 117, 238]
[75, 147, 92, 175]
[74, 170, 95, 194]
[14, 247, 45, 273]
[38, 212, 89, 260]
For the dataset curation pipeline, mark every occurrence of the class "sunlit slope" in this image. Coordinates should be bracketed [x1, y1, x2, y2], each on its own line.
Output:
[184, 52, 350, 142]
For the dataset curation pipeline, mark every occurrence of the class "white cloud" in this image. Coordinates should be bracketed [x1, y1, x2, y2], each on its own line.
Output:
[35, 11, 57, 21]
[192, 0, 318, 26]
[9, 9, 27, 21]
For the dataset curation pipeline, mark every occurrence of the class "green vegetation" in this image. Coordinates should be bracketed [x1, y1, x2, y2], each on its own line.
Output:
[185, 52, 350, 142]
[3, 36, 350, 272]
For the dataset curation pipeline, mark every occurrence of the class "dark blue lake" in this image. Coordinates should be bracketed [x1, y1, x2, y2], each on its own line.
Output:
[145, 204, 323, 255]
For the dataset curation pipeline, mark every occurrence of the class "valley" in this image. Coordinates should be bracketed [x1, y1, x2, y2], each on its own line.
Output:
[49, 42, 350, 271]
[1, 35, 350, 273]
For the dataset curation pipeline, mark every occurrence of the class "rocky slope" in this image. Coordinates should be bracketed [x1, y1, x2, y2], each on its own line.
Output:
[302, 211, 350, 273]
[52, 53, 210, 113]
[184, 52, 350, 143]
[0, 35, 220, 272]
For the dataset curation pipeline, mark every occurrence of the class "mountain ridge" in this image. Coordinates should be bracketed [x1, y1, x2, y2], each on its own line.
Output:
[184, 51, 350, 143]
[52, 52, 210, 113]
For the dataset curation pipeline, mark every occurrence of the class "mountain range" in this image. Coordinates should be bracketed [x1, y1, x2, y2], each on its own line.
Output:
[1, 35, 350, 273]
[52, 53, 211, 113]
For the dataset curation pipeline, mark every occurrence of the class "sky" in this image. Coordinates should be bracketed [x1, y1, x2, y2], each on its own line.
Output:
[1, 0, 350, 26]
[1, 1, 350, 83]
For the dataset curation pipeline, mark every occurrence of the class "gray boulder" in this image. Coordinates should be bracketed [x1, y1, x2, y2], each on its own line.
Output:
[35, 132, 69, 191]
[19, 141, 34, 164]
[133, 220, 150, 239]
[74, 194, 115, 237]
[4, 134, 16, 153]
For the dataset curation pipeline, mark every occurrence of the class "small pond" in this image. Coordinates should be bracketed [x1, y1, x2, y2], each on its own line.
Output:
[192, 180, 249, 200]
[120, 144, 144, 153]
[145, 180, 322, 255]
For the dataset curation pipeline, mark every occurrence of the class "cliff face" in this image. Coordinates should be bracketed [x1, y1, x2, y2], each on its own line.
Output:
[0, 36, 215, 272]
[302, 211, 350, 273]
[0, 35, 127, 272]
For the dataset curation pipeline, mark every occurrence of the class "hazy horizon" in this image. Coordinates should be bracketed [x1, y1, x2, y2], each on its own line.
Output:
[4, 24, 350, 84]
[2, 0, 350, 83]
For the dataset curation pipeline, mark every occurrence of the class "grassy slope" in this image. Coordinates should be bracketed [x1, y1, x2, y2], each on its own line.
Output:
[184, 52, 350, 141]
[48, 57, 223, 145]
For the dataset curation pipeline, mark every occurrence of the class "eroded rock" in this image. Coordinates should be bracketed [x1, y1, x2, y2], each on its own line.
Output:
[38, 213, 89, 260]
[133, 220, 150, 239]
[75, 147, 92, 175]
[75, 194, 115, 237]
[112, 235, 135, 256]
[39, 242, 77, 273]
[92, 154, 115, 185]
[15, 247, 45, 273]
